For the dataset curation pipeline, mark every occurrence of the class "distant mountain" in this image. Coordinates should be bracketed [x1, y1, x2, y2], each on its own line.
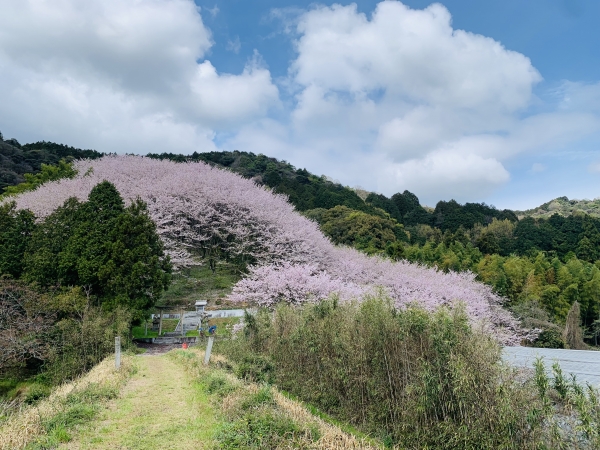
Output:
[0, 136, 104, 192]
[516, 196, 600, 219]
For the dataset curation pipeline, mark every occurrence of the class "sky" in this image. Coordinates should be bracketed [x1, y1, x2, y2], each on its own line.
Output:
[1, 0, 599, 209]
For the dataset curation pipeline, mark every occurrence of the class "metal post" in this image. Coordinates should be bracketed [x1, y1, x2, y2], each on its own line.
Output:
[203, 336, 214, 365]
[115, 336, 121, 369]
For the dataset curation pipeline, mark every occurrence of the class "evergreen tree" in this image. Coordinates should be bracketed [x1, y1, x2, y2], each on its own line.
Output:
[0, 202, 36, 278]
[24, 181, 171, 317]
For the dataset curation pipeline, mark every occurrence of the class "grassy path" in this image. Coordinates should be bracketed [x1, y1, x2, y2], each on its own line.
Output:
[62, 354, 219, 449]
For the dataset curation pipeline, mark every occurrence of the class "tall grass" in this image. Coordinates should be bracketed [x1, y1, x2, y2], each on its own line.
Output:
[220, 295, 563, 448]
[171, 348, 383, 449]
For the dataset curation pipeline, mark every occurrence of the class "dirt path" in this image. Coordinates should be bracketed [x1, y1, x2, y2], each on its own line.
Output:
[62, 354, 219, 449]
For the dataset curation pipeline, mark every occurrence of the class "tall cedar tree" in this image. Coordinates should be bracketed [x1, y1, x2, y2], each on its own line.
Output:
[24, 181, 171, 317]
[0, 202, 36, 278]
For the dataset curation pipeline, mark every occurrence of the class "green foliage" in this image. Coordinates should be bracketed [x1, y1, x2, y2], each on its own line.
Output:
[390, 190, 432, 225]
[234, 354, 275, 384]
[517, 195, 600, 219]
[28, 381, 121, 449]
[216, 411, 308, 449]
[305, 205, 407, 254]
[0, 202, 36, 278]
[431, 199, 517, 232]
[1, 160, 76, 198]
[532, 358, 600, 448]
[0, 137, 102, 193]
[24, 181, 171, 318]
[400, 233, 600, 339]
[170, 350, 323, 450]
[221, 296, 548, 448]
[159, 263, 240, 309]
[205, 372, 237, 397]
[44, 287, 133, 383]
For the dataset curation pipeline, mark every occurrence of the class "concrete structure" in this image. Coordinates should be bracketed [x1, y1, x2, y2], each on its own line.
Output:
[195, 301, 207, 313]
[503, 347, 600, 386]
[207, 308, 246, 318]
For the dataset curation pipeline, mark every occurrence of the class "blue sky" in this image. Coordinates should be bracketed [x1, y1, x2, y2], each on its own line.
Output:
[1, 0, 599, 209]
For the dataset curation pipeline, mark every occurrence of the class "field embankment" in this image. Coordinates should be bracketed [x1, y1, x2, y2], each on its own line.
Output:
[0, 354, 135, 450]
[1, 348, 384, 449]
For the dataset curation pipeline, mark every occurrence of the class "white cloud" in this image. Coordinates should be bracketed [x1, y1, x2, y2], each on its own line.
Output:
[205, 5, 220, 18]
[1, 0, 600, 205]
[381, 151, 510, 201]
[234, 1, 599, 203]
[0, 0, 278, 152]
[589, 162, 600, 174]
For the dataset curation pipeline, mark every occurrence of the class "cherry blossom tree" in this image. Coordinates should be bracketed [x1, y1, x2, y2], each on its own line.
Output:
[7, 155, 527, 343]
[10, 156, 333, 268]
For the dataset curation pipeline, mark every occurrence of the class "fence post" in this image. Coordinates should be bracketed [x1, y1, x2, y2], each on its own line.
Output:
[115, 336, 121, 369]
[204, 336, 214, 365]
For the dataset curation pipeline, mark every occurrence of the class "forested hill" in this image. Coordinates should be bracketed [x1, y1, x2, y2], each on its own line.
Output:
[0, 134, 103, 192]
[516, 196, 600, 219]
[146, 151, 600, 346]
[146, 150, 517, 228]
[4, 143, 600, 346]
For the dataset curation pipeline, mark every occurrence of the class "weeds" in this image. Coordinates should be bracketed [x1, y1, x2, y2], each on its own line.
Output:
[218, 294, 600, 449]
[170, 348, 382, 449]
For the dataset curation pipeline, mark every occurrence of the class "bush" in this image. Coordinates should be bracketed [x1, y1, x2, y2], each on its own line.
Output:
[216, 411, 307, 449]
[235, 355, 275, 384]
[220, 295, 547, 448]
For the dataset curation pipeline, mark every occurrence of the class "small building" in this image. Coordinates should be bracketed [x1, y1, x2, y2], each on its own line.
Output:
[195, 300, 207, 313]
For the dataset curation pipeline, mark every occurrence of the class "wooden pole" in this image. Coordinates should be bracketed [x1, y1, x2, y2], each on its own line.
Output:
[158, 310, 163, 336]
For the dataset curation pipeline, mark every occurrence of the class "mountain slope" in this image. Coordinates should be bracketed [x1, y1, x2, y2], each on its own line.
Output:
[516, 196, 600, 219]
[0, 137, 103, 192]
[8, 155, 522, 343]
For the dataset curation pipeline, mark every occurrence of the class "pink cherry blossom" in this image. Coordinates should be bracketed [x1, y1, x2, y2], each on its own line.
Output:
[7, 155, 526, 344]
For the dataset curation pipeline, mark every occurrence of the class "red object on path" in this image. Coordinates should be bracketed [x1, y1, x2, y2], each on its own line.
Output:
[182, 343, 188, 349]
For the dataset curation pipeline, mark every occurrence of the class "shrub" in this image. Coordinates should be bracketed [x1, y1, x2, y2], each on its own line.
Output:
[220, 295, 546, 448]
[235, 355, 275, 384]
[216, 411, 307, 449]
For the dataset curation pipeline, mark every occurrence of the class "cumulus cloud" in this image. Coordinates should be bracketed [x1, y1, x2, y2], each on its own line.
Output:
[0, 0, 278, 152]
[1, 0, 599, 204]
[238, 0, 599, 203]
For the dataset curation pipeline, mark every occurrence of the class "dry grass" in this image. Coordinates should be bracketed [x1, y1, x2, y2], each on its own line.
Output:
[0, 354, 134, 450]
[272, 390, 384, 450]
[181, 347, 385, 449]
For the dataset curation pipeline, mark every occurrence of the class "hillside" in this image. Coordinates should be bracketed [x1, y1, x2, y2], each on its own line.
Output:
[516, 196, 600, 219]
[7, 155, 523, 344]
[0, 135, 103, 192]
[146, 150, 518, 230]
[4, 141, 600, 344]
